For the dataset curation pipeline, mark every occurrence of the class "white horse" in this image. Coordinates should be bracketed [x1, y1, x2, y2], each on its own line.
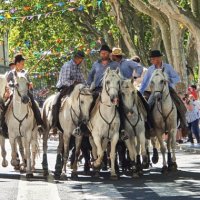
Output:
[5, 72, 39, 178]
[120, 79, 148, 177]
[42, 84, 93, 179]
[149, 69, 178, 173]
[88, 68, 120, 179]
[0, 74, 8, 168]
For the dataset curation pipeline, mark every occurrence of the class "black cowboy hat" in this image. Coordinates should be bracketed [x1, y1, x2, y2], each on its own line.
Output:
[99, 44, 112, 53]
[14, 54, 25, 64]
[149, 50, 163, 58]
[74, 50, 85, 58]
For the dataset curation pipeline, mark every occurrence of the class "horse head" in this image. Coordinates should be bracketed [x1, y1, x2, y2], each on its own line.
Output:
[71, 84, 93, 123]
[150, 69, 169, 101]
[14, 72, 30, 104]
[120, 78, 136, 115]
[102, 67, 121, 105]
[0, 74, 7, 102]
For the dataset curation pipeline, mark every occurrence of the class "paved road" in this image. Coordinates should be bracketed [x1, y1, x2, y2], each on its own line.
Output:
[0, 140, 200, 200]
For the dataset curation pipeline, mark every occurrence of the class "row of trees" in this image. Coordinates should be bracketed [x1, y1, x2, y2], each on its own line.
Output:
[0, 0, 199, 86]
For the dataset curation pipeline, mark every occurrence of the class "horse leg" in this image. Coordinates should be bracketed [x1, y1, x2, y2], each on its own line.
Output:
[89, 136, 97, 161]
[151, 136, 159, 164]
[0, 135, 8, 167]
[110, 134, 119, 179]
[157, 134, 167, 174]
[139, 131, 149, 170]
[170, 129, 178, 171]
[71, 136, 83, 179]
[93, 136, 104, 168]
[25, 137, 33, 178]
[9, 137, 19, 167]
[61, 133, 70, 179]
[144, 139, 151, 168]
[42, 129, 49, 176]
[125, 137, 138, 178]
[54, 133, 64, 179]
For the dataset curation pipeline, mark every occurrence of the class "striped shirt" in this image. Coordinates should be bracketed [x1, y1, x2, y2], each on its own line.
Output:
[56, 59, 86, 88]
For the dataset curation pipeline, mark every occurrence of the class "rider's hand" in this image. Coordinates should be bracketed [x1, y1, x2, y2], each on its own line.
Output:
[29, 82, 33, 90]
[3, 87, 10, 100]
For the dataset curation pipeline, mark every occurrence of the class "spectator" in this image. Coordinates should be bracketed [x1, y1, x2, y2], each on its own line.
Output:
[183, 95, 200, 145]
[188, 85, 198, 100]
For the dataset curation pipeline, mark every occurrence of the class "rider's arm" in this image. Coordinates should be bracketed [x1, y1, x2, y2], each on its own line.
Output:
[167, 64, 180, 85]
[139, 68, 152, 95]
[129, 60, 143, 78]
[87, 63, 96, 86]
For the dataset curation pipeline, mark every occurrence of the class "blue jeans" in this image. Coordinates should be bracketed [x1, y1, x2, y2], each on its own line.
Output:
[188, 119, 200, 143]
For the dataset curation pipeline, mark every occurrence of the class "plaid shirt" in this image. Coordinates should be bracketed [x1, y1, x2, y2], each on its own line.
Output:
[56, 59, 86, 88]
[7, 69, 30, 84]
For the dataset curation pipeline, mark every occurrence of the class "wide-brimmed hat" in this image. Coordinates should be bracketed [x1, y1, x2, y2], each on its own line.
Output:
[14, 54, 25, 64]
[99, 44, 112, 53]
[149, 50, 163, 58]
[112, 47, 124, 56]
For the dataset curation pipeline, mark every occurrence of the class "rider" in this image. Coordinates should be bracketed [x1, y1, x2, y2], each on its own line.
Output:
[111, 47, 146, 138]
[139, 50, 188, 133]
[1, 54, 45, 138]
[51, 50, 86, 132]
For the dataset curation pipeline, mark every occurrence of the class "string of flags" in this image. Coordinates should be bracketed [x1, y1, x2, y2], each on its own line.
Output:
[0, 5, 84, 22]
[0, 1, 78, 14]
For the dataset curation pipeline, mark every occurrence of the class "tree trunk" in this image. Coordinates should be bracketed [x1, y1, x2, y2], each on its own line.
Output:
[109, 0, 136, 56]
[169, 19, 187, 85]
[128, 0, 173, 64]
[151, 19, 162, 50]
[148, 0, 200, 83]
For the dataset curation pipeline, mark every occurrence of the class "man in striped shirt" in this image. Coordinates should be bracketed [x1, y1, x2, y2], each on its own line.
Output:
[52, 50, 86, 131]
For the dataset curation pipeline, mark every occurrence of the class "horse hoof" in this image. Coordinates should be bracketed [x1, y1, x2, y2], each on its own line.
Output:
[110, 175, 118, 180]
[2, 160, 8, 167]
[142, 162, 150, 169]
[43, 170, 49, 177]
[20, 166, 26, 173]
[93, 171, 100, 178]
[152, 156, 159, 164]
[168, 162, 178, 172]
[71, 172, 78, 179]
[132, 173, 140, 178]
[26, 173, 33, 178]
[161, 166, 168, 174]
[60, 174, 67, 180]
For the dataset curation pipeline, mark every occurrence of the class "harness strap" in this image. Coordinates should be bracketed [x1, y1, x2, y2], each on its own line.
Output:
[12, 106, 29, 137]
[70, 105, 80, 127]
[124, 105, 141, 136]
[99, 104, 117, 140]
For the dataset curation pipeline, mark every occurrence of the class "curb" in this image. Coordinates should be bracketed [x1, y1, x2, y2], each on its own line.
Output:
[177, 144, 200, 153]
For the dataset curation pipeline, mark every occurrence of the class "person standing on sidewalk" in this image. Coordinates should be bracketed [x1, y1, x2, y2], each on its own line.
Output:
[183, 95, 200, 144]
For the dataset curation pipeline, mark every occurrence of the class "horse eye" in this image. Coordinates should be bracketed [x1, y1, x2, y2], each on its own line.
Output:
[132, 91, 134, 95]
[150, 81, 154, 85]
[106, 80, 110, 84]
[160, 80, 164, 84]
[81, 100, 84, 104]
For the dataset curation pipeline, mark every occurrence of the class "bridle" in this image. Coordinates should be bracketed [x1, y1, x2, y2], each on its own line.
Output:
[121, 88, 142, 136]
[12, 75, 30, 137]
[152, 72, 174, 131]
[70, 86, 93, 127]
[97, 74, 120, 140]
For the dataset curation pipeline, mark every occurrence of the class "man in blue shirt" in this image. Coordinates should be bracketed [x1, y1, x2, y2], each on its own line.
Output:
[111, 47, 143, 79]
[51, 50, 86, 131]
[140, 50, 187, 132]
[87, 44, 118, 89]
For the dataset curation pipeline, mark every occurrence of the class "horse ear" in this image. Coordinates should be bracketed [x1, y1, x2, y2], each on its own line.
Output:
[116, 67, 120, 74]
[105, 67, 110, 73]
[131, 77, 134, 84]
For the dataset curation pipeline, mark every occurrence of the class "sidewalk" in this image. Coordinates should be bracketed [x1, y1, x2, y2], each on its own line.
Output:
[177, 143, 200, 153]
